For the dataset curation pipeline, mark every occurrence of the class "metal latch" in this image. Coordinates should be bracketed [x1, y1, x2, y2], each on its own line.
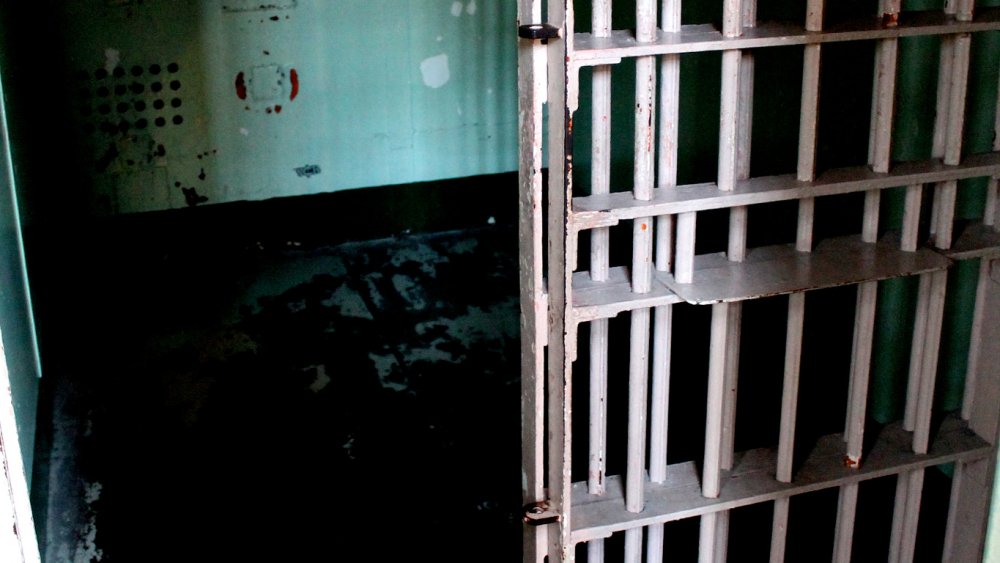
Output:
[523, 500, 560, 526]
[518, 23, 560, 43]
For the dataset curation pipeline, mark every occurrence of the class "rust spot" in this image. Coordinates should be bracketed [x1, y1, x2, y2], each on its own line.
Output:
[881, 12, 899, 27]
[274, 104, 282, 113]
[843, 455, 860, 468]
[289, 68, 299, 100]
[235, 71, 247, 100]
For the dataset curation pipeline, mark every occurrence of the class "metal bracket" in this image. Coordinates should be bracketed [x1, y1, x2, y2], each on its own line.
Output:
[522, 500, 560, 526]
[518, 23, 560, 43]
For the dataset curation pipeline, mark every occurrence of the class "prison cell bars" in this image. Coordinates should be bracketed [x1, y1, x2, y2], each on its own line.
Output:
[525, 0, 1000, 560]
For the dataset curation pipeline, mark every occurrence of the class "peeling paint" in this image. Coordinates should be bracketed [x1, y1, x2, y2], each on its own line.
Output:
[294, 164, 321, 178]
[419, 54, 450, 89]
[450, 1, 463, 16]
[466, 0, 477, 15]
[322, 284, 373, 319]
[392, 274, 427, 310]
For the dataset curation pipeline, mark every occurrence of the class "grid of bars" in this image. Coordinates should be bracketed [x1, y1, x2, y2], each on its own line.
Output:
[519, 1, 1000, 561]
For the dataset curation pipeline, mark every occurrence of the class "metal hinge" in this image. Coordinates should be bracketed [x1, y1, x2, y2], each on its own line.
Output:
[518, 23, 561, 43]
[522, 500, 560, 527]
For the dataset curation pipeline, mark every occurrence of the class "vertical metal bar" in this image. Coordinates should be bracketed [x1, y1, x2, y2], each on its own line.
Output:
[832, 483, 859, 563]
[647, 8, 681, 563]
[544, 0, 574, 558]
[703, 303, 730, 500]
[675, 212, 697, 283]
[517, 0, 547, 559]
[900, 185, 922, 253]
[961, 260, 990, 420]
[903, 273, 931, 431]
[588, 2, 612, 560]
[699, 513, 721, 563]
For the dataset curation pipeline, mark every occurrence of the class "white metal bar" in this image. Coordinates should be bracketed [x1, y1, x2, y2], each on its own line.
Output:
[914, 272, 948, 454]
[891, 469, 925, 563]
[699, 513, 720, 563]
[675, 212, 697, 283]
[571, 9, 1000, 66]
[626, 306, 651, 514]
[777, 293, 805, 484]
[941, 461, 965, 560]
[544, 0, 573, 558]
[832, 483, 859, 563]
[703, 303, 730, 499]
[888, 470, 909, 562]
[903, 273, 931, 432]
[571, 152, 1000, 229]
[770, 498, 791, 563]
[901, 185, 922, 252]
[961, 260, 990, 420]
[624, 528, 643, 563]
[569, 415, 989, 542]
[517, 0, 547, 558]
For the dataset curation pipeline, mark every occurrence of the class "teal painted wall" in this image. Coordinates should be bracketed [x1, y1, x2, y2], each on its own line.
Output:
[57, 0, 517, 214]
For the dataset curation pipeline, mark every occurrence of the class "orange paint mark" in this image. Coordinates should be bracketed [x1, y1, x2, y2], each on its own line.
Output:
[641, 223, 648, 231]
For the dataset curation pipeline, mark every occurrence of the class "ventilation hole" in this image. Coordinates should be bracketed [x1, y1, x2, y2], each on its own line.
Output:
[130, 82, 144, 95]
[96, 86, 110, 98]
[114, 84, 127, 96]
[134, 100, 147, 112]
[167, 62, 179, 73]
[118, 120, 131, 133]
[149, 63, 161, 75]
[131, 65, 143, 77]
[135, 118, 148, 129]
[153, 99, 165, 110]
[113, 67, 126, 78]
[116, 102, 130, 114]
[95, 68, 108, 80]
[98, 104, 111, 115]
[170, 98, 182, 108]
[155, 117, 166, 127]
[169, 80, 181, 91]
[172, 115, 184, 125]
[151, 82, 163, 93]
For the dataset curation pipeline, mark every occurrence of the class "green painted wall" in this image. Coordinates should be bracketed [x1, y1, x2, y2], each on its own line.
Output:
[56, 0, 518, 214]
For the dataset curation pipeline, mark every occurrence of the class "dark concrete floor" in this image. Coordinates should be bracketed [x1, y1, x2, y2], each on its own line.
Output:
[32, 222, 522, 562]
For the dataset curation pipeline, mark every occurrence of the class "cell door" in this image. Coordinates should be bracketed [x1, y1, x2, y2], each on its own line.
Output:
[518, 0, 1000, 561]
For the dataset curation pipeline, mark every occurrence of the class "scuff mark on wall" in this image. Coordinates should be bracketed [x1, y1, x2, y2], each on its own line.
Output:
[466, 0, 477, 15]
[419, 54, 450, 89]
[181, 186, 208, 206]
[289, 68, 299, 101]
[294, 164, 321, 178]
[450, 1, 463, 17]
[103, 48, 120, 73]
[235, 71, 247, 99]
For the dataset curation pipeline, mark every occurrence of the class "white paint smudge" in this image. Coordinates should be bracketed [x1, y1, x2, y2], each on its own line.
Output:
[487, 216, 496, 225]
[322, 284, 373, 319]
[307, 365, 331, 393]
[239, 127, 250, 136]
[466, 0, 477, 15]
[104, 48, 120, 73]
[369, 353, 407, 391]
[420, 54, 450, 89]
[450, 1, 463, 16]
[436, 35, 444, 42]
[392, 274, 427, 310]
[83, 482, 102, 504]
[73, 515, 103, 563]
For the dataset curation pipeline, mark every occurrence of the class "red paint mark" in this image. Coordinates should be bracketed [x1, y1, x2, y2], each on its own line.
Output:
[641, 223, 647, 231]
[274, 105, 282, 113]
[843, 455, 860, 469]
[235, 72, 247, 100]
[289, 68, 299, 101]
[881, 12, 899, 27]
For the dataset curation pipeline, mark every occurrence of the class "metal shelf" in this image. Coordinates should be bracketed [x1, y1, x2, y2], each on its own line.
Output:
[572, 266, 683, 323]
[570, 414, 992, 544]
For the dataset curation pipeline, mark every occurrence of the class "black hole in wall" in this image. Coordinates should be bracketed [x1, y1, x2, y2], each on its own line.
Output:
[95, 68, 108, 80]
[169, 80, 181, 91]
[134, 101, 146, 112]
[113, 67, 125, 78]
[135, 118, 148, 130]
[131, 65, 144, 77]
[172, 115, 184, 125]
[153, 99, 165, 110]
[96, 86, 110, 97]
[114, 84, 127, 96]
[98, 104, 111, 115]
[170, 98, 182, 108]
[167, 62, 179, 73]
[151, 82, 163, 93]
[130, 83, 144, 95]
[155, 117, 166, 127]
[116, 102, 130, 114]
[149, 64, 161, 75]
